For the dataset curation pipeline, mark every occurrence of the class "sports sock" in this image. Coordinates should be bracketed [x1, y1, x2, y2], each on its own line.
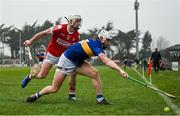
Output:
[35, 92, 41, 98]
[96, 94, 104, 102]
[26, 75, 31, 80]
[28, 75, 32, 79]
[69, 92, 76, 97]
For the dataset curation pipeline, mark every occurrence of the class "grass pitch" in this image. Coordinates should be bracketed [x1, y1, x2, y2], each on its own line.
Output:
[0, 66, 179, 115]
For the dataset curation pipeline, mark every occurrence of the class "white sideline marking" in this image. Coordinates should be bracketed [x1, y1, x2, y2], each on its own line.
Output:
[132, 68, 180, 115]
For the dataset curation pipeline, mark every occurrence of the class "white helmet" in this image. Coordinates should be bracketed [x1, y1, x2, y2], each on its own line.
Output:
[68, 15, 82, 21]
[98, 30, 112, 40]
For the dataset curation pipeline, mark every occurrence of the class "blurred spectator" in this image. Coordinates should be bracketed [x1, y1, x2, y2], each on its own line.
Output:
[123, 56, 128, 69]
[150, 48, 162, 72]
[36, 50, 45, 65]
[143, 59, 147, 71]
[134, 58, 140, 69]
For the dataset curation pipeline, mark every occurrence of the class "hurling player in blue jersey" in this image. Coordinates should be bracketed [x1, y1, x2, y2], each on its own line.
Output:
[25, 30, 128, 104]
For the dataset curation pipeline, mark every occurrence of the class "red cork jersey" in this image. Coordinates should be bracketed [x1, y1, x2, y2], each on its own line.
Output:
[46, 24, 79, 57]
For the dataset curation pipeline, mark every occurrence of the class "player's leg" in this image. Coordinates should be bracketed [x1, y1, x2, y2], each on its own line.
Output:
[68, 73, 78, 101]
[26, 69, 66, 102]
[154, 63, 157, 72]
[76, 61, 110, 104]
[37, 52, 60, 79]
[157, 62, 160, 72]
[36, 61, 53, 79]
[26, 53, 76, 102]
[21, 61, 53, 88]
[21, 52, 58, 88]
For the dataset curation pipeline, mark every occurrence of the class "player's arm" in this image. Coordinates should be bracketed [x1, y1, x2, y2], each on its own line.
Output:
[98, 53, 128, 78]
[24, 28, 52, 46]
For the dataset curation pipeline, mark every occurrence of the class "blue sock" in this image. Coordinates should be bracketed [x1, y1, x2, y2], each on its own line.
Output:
[96, 94, 104, 102]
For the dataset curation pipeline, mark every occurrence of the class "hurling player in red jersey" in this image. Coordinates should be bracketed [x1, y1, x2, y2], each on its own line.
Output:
[21, 15, 82, 100]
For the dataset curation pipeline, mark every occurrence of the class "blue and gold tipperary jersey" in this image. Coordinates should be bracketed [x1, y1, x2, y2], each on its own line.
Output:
[64, 38, 104, 67]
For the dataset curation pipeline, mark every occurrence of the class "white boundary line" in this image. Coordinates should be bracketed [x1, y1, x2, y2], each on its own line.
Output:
[132, 68, 180, 115]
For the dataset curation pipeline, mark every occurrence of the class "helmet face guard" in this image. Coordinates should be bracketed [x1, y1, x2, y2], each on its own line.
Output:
[98, 30, 113, 49]
[98, 30, 112, 40]
[68, 15, 82, 30]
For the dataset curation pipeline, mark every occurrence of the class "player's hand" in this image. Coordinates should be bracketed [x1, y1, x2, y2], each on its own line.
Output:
[24, 40, 32, 46]
[119, 70, 128, 78]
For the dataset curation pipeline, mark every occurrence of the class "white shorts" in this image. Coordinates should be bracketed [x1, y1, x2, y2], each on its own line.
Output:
[56, 54, 77, 75]
[44, 52, 59, 65]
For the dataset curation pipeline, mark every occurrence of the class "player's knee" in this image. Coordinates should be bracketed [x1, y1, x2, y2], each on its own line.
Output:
[37, 73, 47, 79]
[51, 87, 59, 93]
[90, 69, 99, 78]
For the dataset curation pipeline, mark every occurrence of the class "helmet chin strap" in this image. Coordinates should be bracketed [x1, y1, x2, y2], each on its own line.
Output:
[70, 25, 79, 30]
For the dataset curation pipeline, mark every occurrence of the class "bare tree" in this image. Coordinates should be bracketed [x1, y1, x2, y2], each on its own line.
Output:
[156, 36, 170, 50]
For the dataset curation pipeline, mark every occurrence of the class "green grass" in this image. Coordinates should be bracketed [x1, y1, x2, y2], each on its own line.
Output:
[0, 66, 179, 115]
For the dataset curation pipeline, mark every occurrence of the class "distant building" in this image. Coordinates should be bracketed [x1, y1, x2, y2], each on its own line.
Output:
[160, 44, 180, 70]
[162, 44, 180, 62]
